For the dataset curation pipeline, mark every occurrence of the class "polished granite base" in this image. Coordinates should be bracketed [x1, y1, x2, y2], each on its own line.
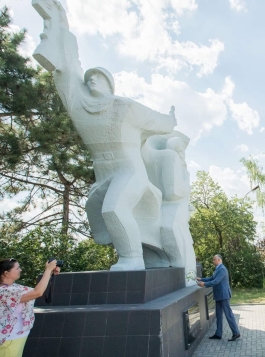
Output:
[35, 267, 186, 306]
[23, 268, 214, 357]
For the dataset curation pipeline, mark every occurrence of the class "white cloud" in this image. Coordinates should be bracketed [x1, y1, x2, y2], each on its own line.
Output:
[229, 0, 247, 12]
[0, 198, 19, 214]
[8, 24, 36, 61]
[221, 76, 235, 99]
[162, 39, 224, 78]
[66, 0, 224, 77]
[221, 77, 260, 134]
[188, 160, 201, 170]
[252, 152, 265, 160]
[114, 71, 260, 141]
[209, 165, 250, 198]
[67, 0, 198, 36]
[0, 191, 30, 215]
[67, 0, 137, 38]
[235, 144, 249, 152]
[228, 100, 260, 134]
[19, 34, 36, 59]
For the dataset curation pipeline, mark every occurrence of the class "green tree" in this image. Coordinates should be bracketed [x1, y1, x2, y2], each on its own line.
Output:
[225, 236, 263, 288]
[241, 157, 265, 209]
[69, 239, 118, 273]
[190, 171, 263, 288]
[256, 236, 265, 281]
[0, 7, 94, 237]
[0, 226, 117, 286]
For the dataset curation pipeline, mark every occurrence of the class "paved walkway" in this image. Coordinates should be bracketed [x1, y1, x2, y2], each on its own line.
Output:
[193, 305, 265, 357]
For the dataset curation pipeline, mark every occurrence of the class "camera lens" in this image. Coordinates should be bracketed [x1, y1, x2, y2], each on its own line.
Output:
[56, 260, 64, 268]
[48, 258, 64, 268]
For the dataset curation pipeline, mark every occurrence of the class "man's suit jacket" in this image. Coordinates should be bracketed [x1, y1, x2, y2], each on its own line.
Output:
[201, 264, 232, 301]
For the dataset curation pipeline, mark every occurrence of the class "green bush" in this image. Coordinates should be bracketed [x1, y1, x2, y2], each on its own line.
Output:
[0, 226, 117, 286]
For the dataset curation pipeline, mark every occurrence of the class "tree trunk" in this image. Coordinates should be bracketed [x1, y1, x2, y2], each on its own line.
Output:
[61, 184, 70, 235]
[213, 222, 223, 248]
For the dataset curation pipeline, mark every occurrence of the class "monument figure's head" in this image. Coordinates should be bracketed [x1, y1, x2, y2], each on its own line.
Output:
[84, 67, 115, 97]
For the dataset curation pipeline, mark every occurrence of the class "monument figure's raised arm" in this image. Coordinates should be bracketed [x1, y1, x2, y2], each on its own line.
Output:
[32, 0, 84, 111]
[130, 101, 176, 135]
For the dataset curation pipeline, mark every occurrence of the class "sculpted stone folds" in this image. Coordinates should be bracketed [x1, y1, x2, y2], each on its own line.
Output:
[32, 0, 196, 285]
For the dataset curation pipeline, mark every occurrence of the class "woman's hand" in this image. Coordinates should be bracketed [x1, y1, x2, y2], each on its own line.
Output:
[45, 260, 57, 272]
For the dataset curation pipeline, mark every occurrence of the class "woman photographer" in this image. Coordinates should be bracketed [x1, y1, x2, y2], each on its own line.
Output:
[0, 258, 59, 357]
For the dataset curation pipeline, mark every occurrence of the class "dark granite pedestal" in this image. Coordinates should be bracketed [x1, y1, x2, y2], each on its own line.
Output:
[23, 268, 214, 357]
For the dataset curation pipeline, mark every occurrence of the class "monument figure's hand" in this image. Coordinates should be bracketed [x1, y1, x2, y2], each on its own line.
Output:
[32, 0, 70, 71]
[169, 105, 177, 125]
[32, 0, 69, 29]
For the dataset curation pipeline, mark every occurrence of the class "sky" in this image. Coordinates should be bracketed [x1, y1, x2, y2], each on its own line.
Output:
[2, 0, 265, 233]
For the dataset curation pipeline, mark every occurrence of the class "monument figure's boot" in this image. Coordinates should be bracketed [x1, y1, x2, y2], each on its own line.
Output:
[102, 208, 145, 271]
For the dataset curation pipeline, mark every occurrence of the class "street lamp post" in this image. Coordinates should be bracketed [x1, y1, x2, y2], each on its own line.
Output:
[243, 185, 260, 199]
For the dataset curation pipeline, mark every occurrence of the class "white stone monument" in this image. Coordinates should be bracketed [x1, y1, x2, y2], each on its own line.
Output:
[32, 0, 196, 285]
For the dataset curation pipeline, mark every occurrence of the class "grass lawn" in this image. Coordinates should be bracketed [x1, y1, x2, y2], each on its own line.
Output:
[231, 288, 265, 304]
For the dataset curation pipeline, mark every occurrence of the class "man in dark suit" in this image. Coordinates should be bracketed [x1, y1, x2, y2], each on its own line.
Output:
[197, 254, 240, 341]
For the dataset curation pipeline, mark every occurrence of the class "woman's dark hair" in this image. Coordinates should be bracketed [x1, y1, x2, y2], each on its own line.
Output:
[0, 258, 17, 280]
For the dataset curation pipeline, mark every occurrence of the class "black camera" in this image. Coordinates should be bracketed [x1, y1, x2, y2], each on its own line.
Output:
[48, 258, 64, 268]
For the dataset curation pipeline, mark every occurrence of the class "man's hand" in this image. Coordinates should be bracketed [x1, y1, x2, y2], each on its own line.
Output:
[198, 281, 205, 287]
[196, 277, 201, 281]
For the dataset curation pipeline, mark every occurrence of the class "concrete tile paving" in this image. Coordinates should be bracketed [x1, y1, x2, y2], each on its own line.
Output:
[193, 305, 265, 357]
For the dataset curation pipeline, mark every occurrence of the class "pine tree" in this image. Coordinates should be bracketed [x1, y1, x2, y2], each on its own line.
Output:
[0, 7, 94, 237]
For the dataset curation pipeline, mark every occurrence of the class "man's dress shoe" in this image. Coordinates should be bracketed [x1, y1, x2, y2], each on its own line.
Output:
[228, 334, 240, 341]
[209, 334, 221, 339]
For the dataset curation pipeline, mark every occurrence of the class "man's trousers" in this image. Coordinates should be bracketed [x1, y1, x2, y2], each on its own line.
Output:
[215, 299, 240, 337]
